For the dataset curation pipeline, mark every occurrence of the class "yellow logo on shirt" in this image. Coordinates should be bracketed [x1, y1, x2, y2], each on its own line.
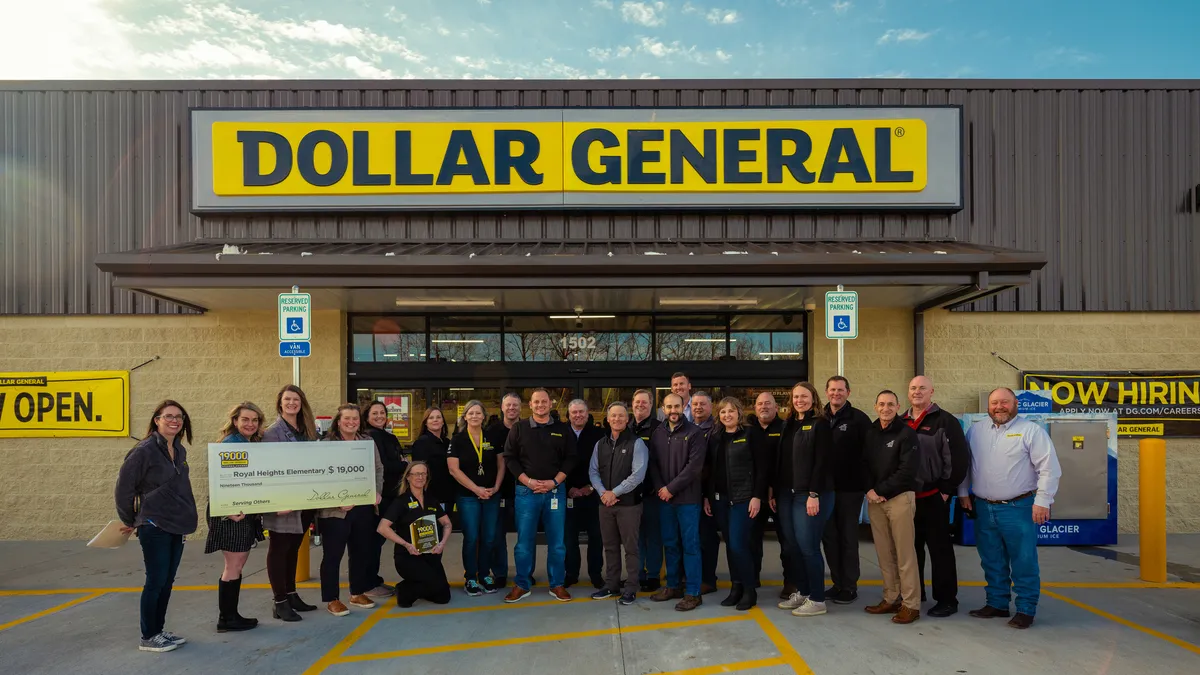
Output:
[769, 433, 780, 437]
[550, 432, 563, 437]
[1005, 433, 1022, 438]
[802, 425, 813, 431]
[732, 438, 747, 443]
[408, 501, 419, 509]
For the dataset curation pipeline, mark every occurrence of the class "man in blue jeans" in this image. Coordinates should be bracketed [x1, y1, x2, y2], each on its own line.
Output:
[959, 387, 1061, 629]
[502, 388, 576, 603]
[648, 393, 707, 611]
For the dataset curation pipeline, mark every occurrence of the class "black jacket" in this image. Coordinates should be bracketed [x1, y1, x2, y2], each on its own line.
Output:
[630, 415, 661, 497]
[648, 419, 707, 504]
[114, 432, 198, 535]
[485, 420, 517, 497]
[366, 426, 407, 511]
[409, 430, 453, 504]
[790, 410, 834, 495]
[773, 417, 800, 493]
[566, 422, 607, 490]
[705, 426, 769, 504]
[901, 403, 970, 496]
[863, 417, 919, 499]
[824, 402, 873, 492]
[748, 416, 785, 493]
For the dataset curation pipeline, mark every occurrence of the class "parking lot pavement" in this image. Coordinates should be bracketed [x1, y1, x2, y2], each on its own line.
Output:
[2, 535, 1197, 674]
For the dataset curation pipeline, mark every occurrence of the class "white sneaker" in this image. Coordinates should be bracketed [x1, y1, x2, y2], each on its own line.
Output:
[777, 591, 808, 610]
[791, 599, 827, 617]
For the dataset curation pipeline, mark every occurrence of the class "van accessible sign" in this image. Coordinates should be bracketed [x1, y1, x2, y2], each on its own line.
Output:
[190, 107, 962, 212]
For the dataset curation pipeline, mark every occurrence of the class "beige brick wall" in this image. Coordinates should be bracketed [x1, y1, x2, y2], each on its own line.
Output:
[0, 311, 346, 540]
[810, 307, 1200, 534]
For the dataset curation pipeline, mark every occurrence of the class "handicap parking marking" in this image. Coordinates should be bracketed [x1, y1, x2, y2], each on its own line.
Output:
[302, 602, 394, 675]
[0, 592, 105, 633]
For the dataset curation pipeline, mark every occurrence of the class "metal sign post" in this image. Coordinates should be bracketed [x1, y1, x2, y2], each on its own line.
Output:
[825, 284, 859, 376]
[278, 285, 312, 387]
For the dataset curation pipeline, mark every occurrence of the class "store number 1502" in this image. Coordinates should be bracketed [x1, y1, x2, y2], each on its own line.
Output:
[560, 335, 597, 350]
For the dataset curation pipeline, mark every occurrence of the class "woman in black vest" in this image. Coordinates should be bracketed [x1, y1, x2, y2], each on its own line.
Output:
[781, 382, 836, 619]
[703, 397, 768, 611]
[588, 401, 649, 605]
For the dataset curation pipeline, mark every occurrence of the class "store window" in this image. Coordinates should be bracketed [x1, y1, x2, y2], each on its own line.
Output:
[729, 314, 805, 361]
[504, 316, 652, 362]
[351, 316, 426, 362]
[655, 315, 728, 361]
[354, 388, 428, 447]
[429, 316, 502, 362]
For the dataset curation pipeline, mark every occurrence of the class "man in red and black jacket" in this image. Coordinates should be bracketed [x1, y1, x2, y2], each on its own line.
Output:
[901, 376, 970, 618]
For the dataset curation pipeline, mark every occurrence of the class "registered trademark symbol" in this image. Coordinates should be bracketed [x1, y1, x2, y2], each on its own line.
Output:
[895, 127, 905, 137]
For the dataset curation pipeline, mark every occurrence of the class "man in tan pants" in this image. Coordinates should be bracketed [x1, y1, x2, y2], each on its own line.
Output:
[862, 390, 922, 624]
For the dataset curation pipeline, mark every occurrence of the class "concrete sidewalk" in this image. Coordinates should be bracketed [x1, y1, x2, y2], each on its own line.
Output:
[1, 534, 1197, 674]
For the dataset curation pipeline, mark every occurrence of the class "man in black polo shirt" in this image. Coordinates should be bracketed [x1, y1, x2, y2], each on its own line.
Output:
[564, 398, 606, 589]
[503, 388, 576, 603]
[750, 391, 787, 593]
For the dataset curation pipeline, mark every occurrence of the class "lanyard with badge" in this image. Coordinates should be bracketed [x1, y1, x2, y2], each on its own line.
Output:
[469, 430, 485, 477]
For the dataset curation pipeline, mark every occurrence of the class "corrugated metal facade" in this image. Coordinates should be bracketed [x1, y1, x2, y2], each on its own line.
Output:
[2, 79, 1198, 315]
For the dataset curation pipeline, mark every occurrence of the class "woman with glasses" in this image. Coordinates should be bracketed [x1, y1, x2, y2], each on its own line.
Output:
[316, 404, 385, 617]
[378, 462, 453, 608]
[204, 401, 267, 633]
[408, 408, 453, 512]
[447, 400, 505, 596]
[115, 401, 198, 653]
[261, 385, 320, 622]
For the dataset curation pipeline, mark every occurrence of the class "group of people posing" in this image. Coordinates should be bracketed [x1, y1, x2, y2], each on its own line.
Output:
[114, 373, 1062, 654]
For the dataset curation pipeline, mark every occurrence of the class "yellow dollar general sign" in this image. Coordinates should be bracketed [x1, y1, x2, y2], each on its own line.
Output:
[0, 371, 130, 438]
[191, 107, 962, 211]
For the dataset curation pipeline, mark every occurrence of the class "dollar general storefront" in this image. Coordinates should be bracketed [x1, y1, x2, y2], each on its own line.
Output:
[1, 78, 1198, 540]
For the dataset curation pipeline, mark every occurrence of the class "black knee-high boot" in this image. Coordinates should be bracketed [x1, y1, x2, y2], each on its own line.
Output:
[217, 578, 257, 632]
[231, 577, 258, 627]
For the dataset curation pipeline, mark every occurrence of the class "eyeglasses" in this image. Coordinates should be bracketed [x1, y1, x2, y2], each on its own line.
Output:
[409, 472, 428, 478]
[158, 415, 185, 422]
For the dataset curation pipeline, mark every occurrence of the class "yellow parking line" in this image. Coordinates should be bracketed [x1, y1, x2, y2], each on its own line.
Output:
[747, 607, 816, 675]
[336, 614, 751, 664]
[301, 601, 394, 675]
[384, 598, 567, 619]
[657, 657, 787, 675]
[0, 592, 105, 633]
[1043, 590, 1200, 656]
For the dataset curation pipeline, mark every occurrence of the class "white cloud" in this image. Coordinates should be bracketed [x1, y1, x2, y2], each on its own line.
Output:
[832, 1, 852, 14]
[871, 70, 910, 78]
[436, 26, 451, 36]
[478, 0, 492, 5]
[706, 9, 741, 24]
[715, 48, 732, 62]
[454, 55, 489, 70]
[140, 38, 300, 74]
[0, 0, 141, 78]
[385, 6, 406, 22]
[1040, 46, 1097, 65]
[593, 0, 614, 7]
[338, 55, 395, 78]
[621, 1, 667, 27]
[877, 28, 933, 44]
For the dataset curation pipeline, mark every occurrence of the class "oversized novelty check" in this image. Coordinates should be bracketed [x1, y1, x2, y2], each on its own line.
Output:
[208, 441, 376, 517]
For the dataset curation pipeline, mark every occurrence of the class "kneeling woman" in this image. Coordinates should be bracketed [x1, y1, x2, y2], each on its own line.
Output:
[378, 462, 453, 607]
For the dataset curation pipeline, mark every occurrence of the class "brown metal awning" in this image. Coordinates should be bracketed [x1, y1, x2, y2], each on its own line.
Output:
[94, 239, 1046, 312]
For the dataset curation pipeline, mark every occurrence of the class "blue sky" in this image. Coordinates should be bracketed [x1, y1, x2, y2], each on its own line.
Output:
[1, 0, 1196, 80]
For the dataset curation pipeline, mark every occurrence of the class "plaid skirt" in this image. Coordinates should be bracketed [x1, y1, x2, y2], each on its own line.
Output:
[204, 506, 265, 554]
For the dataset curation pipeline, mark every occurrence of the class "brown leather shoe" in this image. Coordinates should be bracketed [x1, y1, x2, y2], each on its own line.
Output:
[968, 605, 1011, 619]
[348, 594, 375, 609]
[326, 600, 349, 617]
[504, 586, 531, 603]
[1007, 613, 1034, 629]
[548, 586, 572, 602]
[675, 594, 702, 611]
[650, 587, 684, 602]
[892, 606, 920, 624]
[864, 599, 902, 615]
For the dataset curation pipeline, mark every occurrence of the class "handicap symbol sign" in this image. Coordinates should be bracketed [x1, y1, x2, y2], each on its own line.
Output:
[833, 315, 851, 333]
[286, 318, 304, 335]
